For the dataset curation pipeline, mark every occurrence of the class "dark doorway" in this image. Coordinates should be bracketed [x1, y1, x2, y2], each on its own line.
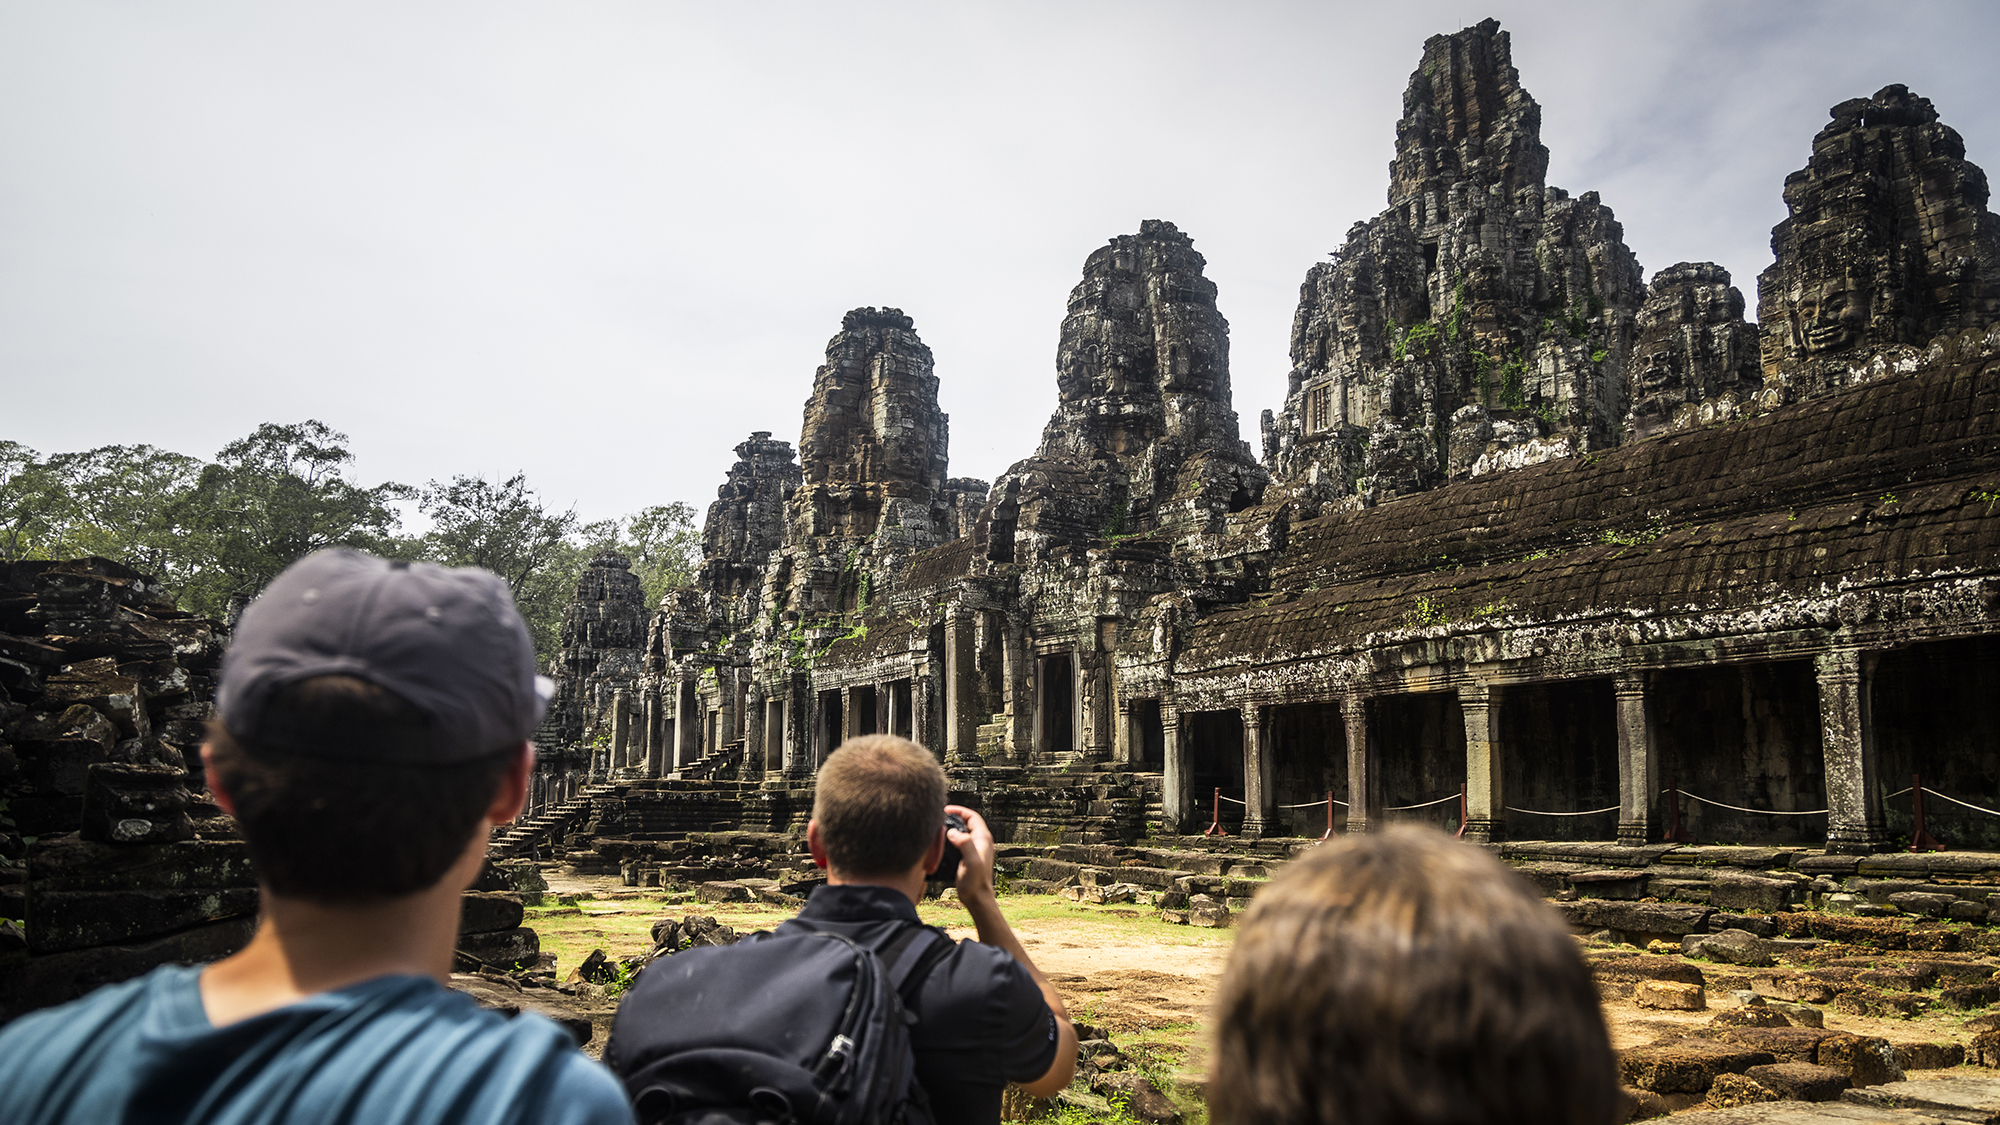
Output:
[1131, 698, 1165, 771]
[852, 685, 879, 737]
[816, 689, 843, 766]
[1500, 679, 1620, 842]
[1267, 702, 1347, 837]
[1038, 653, 1074, 757]
[1873, 636, 2000, 850]
[1652, 661, 1825, 845]
[1185, 709, 1246, 834]
[1373, 693, 1465, 833]
[764, 698, 784, 773]
[888, 678, 914, 738]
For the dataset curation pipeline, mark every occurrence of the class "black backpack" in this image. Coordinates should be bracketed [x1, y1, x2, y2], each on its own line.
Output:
[606, 922, 955, 1125]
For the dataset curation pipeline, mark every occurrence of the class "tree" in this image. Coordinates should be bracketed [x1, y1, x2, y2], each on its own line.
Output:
[180, 421, 409, 617]
[585, 502, 700, 608]
[0, 441, 203, 578]
[416, 473, 578, 656]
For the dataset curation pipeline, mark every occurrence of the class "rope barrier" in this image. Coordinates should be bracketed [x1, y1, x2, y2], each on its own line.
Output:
[1279, 798, 1347, 808]
[1681, 791, 1828, 816]
[1217, 795, 1247, 805]
[1917, 789, 2000, 818]
[1504, 805, 1621, 817]
[1384, 793, 1461, 811]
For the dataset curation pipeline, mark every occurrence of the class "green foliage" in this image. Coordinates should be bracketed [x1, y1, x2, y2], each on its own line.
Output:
[1879, 492, 1899, 505]
[1391, 320, 1440, 363]
[1, 425, 697, 662]
[1404, 594, 1449, 627]
[1445, 278, 1470, 340]
[1591, 348, 1609, 364]
[1970, 488, 2000, 514]
[1102, 496, 1129, 539]
[600, 958, 641, 999]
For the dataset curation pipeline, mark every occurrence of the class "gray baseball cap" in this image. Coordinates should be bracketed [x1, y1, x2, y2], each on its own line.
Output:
[216, 548, 554, 762]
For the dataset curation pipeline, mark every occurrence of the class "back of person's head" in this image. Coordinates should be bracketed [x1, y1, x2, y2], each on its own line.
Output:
[208, 549, 551, 905]
[1209, 824, 1618, 1125]
[811, 735, 946, 879]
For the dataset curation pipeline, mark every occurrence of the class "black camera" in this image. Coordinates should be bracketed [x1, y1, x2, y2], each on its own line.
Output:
[930, 812, 967, 884]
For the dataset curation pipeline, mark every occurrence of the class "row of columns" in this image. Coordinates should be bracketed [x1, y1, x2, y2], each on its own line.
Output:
[1162, 650, 1890, 852]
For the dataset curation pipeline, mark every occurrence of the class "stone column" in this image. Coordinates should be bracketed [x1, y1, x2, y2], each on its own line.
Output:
[1242, 704, 1272, 837]
[1114, 698, 1133, 765]
[1161, 707, 1187, 836]
[1614, 672, 1658, 846]
[1819, 650, 1888, 854]
[744, 685, 765, 778]
[1343, 696, 1377, 833]
[944, 609, 980, 763]
[643, 690, 666, 777]
[1459, 682, 1503, 843]
[913, 657, 940, 753]
[1001, 617, 1031, 762]
[674, 673, 701, 773]
[783, 673, 812, 776]
[609, 689, 631, 775]
[718, 669, 738, 747]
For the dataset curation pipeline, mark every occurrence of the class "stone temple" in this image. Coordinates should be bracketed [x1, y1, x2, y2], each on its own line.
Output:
[8, 17, 2000, 1023]
[529, 19, 2000, 867]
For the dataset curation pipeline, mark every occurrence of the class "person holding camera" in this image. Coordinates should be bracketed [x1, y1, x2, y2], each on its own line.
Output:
[607, 734, 1076, 1124]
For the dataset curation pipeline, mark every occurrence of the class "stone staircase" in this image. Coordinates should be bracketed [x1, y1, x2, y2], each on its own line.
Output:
[488, 784, 614, 858]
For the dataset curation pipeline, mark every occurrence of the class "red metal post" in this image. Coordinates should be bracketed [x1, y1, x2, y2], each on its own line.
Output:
[1319, 789, 1336, 841]
[1203, 787, 1226, 836]
[1454, 783, 1468, 839]
[1910, 772, 1945, 852]
[1663, 776, 1694, 844]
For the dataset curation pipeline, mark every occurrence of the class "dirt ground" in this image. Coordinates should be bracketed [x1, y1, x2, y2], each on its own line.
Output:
[522, 873, 1996, 1116]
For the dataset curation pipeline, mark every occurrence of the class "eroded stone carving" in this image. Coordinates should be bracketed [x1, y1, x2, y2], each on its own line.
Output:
[1757, 84, 2000, 405]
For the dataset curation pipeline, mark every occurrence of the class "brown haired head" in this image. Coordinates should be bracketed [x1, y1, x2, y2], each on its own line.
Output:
[206, 674, 521, 904]
[810, 735, 947, 879]
[1209, 824, 1618, 1125]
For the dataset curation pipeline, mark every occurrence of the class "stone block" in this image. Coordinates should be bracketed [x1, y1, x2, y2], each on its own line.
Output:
[0, 913, 255, 1023]
[1707, 913, 1780, 939]
[1156, 909, 1189, 925]
[1027, 858, 1081, 883]
[1570, 869, 1649, 899]
[1887, 891, 1957, 917]
[1944, 980, 2000, 1010]
[1892, 1042, 1964, 1070]
[456, 927, 539, 970]
[1559, 899, 1713, 936]
[25, 835, 254, 892]
[1619, 1040, 1775, 1094]
[1815, 1033, 1902, 1087]
[1765, 1001, 1823, 1028]
[1709, 1026, 1842, 1065]
[1708, 873, 1798, 914]
[1709, 1008, 1791, 1029]
[1742, 1062, 1849, 1102]
[1590, 953, 1706, 999]
[79, 763, 192, 845]
[1187, 895, 1230, 928]
[694, 881, 752, 904]
[26, 886, 260, 954]
[458, 891, 526, 935]
[1840, 1077, 2000, 1119]
[1683, 930, 1776, 967]
[1636, 981, 1707, 1010]
[1006, 879, 1059, 895]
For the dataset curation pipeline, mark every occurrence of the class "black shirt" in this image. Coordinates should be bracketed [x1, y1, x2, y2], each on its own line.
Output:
[781, 885, 1059, 1125]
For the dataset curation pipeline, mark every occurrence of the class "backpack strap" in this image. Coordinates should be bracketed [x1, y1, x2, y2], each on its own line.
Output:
[876, 923, 955, 1012]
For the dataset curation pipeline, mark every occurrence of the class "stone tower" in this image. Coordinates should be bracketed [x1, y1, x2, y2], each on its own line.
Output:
[538, 551, 648, 750]
[697, 431, 800, 627]
[980, 220, 1267, 561]
[1757, 84, 2000, 402]
[1623, 263, 1762, 443]
[1270, 18, 1645, 509]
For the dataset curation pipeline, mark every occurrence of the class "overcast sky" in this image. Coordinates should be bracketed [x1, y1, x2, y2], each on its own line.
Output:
[5, 1, 1998, 528]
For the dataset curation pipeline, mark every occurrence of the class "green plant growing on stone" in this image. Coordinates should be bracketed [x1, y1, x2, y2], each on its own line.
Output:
[1591, 348, 1608, 364]
[1404, 595, 1449, 627]
[1103, 496, 1129, 539]
[1392, 320, 1441, 363]
[1879, 493, 1899, 505]
[1970, 487, 2000, 514]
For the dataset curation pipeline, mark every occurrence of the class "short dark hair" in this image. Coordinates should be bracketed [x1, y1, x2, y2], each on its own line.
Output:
[1209, 824, 1618, 1125]
[206, 675, 518, 904]
[811, 735, 946, 879]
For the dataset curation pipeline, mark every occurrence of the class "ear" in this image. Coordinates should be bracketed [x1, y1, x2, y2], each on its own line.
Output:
[200, 744, 237, 817]
[806, 820, 831, 870]
[487, 742, 534, 825]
